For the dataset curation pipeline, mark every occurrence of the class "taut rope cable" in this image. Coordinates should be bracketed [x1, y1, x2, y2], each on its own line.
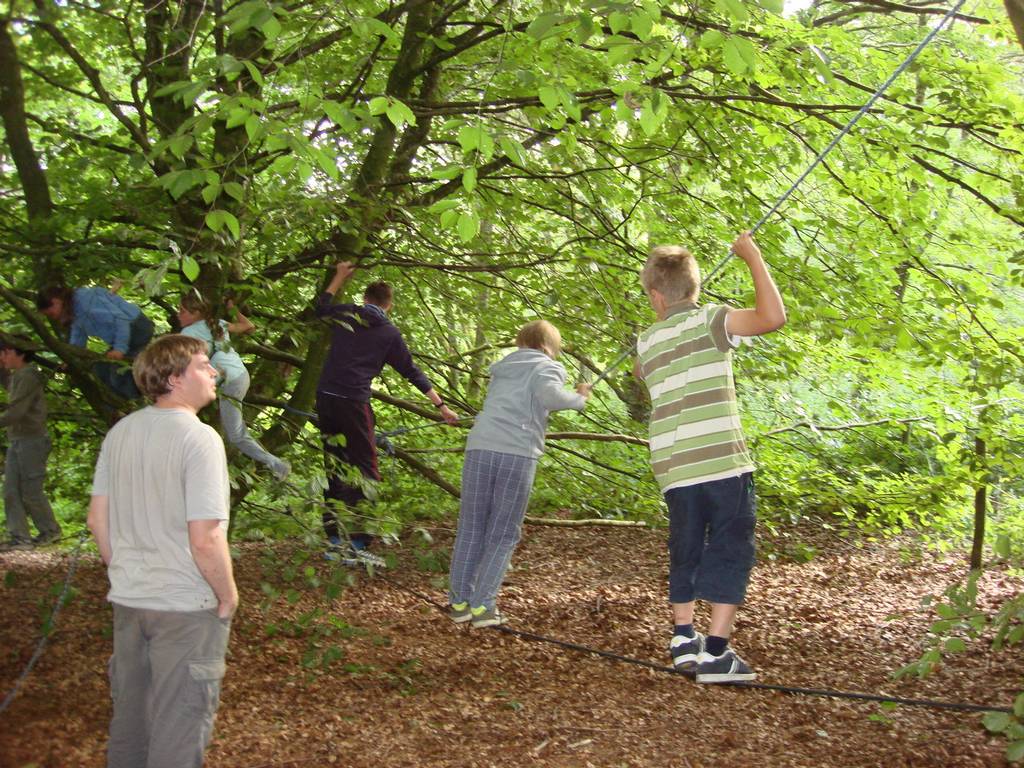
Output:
[0, 531, 89, 716]
[704, 0, 970, 284]
[382, 575, 1013, 716]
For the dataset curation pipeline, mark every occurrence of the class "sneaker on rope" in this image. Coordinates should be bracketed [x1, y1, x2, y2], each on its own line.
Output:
[670, 632, 705, 672]
[695, 648, 756, 684]
[469, 606, 505, 628]
[449, 602, 472, 623]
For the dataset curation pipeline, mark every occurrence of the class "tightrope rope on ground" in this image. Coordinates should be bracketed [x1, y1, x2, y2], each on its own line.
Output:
[0, 531, 90, 717]
[381, 574, 1013, 716]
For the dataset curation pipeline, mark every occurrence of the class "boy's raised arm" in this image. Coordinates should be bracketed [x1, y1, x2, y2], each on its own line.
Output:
[724, 232, 786, 338]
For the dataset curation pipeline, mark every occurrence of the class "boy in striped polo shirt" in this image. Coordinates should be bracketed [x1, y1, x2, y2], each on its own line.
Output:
[635, 231, 785, 683]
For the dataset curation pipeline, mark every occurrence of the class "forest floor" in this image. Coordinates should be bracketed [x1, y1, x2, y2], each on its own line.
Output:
[1, 522, 1021, 768]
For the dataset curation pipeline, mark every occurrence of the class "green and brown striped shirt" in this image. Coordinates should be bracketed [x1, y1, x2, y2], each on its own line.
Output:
[636, 303, 753, 491]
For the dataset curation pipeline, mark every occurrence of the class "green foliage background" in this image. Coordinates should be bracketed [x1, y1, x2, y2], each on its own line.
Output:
[0, 0, 1022, 558]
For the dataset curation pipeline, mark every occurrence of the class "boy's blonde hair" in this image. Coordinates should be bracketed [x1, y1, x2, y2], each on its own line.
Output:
[516, 320, 562, 359]
[640, 246, 701, 304]
[132, 335, 207, 400]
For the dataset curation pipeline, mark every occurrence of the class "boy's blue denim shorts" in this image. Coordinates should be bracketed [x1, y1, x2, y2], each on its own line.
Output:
[665, 472, 756, 606]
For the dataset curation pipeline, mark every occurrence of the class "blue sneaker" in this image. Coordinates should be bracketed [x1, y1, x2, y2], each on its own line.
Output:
[669, 632, 705, 671]
[695, 648, 756, 684]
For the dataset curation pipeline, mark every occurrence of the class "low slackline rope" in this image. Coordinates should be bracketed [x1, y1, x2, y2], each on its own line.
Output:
[383, 574, 1013, 716]
[704, 0, 970, 284]
[0, 532, 89, 716]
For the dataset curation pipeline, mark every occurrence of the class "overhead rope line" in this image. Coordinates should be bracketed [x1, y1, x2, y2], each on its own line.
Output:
[704, 0, 970, 284]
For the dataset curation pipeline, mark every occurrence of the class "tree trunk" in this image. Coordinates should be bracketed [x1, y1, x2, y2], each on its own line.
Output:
[970, 435, 986, 570]
[0, 19, 56, 283]
[1006, 0, 1024, 52]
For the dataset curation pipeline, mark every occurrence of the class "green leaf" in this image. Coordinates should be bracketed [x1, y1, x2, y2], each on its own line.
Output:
[222, 211, 240, 239]
[368, 96, 388, 116]
[722, 37, 757, 75]
[538, 86, 560, 111]
[758, 0, 784, 13]
[201, 183, 221, 205]
[527, 13, 564, 40]
[324, 101, 356, 131]
[457, 211, 479, 242]
[439, 207, 459, 229]
[1008, 740, 1024, 763]
[722, 39, 746, 76]
[168, 170, 203, 200]
[463, 166, 477, 194]
[226, 108, 250, 130]
[942, 637, 966, 653]
[631, 12, 653, 40]
[261, 15, 282, 43]
[205, 210, 226, 232]
[243, 60, 264, 86]
[245, 115, 263, 142]
[717, 0, 750, 21]
[1014, 692, 1024, 719]
[223, 182, 245, 202]
[313, 147, 339, 180]
[983, 711, 1013, 733]
[152, 80, 192, 99]
[608, 11, 630, 34]
[385, 99, 417, 129]
[499, 136, 527, 167]
[427, 199, 460, 215]
[699, 30, 725, 50]
[457, 124, 480, 153]
[181, 256, 200, 283]
[168, 135, 192, 159]
[807, 45, 835, 83]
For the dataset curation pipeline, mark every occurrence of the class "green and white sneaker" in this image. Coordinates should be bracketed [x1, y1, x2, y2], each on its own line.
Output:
[449, 602, 472, 623]
[469, 606, 505, 628]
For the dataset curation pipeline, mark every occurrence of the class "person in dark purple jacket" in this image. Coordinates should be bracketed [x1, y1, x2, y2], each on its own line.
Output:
[316, 262, 458, 558]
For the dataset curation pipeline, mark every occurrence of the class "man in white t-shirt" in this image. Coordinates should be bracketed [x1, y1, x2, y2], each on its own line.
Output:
[88, 334, 237, 768]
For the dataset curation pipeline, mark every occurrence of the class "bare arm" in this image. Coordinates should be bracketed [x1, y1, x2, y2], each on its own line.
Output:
[88, 495, 112, 565]
[724, 232, 786, 338]
[188, 519, 238, 619]
[225, 300, 256, 335]
[325, 262, 357, 297]
[424, 387, 459, 424]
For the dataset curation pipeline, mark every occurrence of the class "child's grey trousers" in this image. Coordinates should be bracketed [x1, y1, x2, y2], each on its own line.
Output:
[449, 449, 538, 611]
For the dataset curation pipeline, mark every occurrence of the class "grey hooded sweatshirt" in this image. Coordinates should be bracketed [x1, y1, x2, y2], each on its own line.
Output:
[465, 348, 586, 459]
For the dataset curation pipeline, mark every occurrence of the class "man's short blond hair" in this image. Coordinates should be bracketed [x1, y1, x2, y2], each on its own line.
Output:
[516, 319, 562, 358]
[640, 245, 701, 304]
[132, 335, 207, 400]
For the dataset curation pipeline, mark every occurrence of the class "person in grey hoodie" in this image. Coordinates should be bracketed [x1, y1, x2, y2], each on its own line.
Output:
[448, 320, 591, 627]
[0, 335, 61, 549]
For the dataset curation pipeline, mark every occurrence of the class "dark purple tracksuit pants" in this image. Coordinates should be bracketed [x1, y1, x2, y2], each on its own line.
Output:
[316, 391, 381, 541]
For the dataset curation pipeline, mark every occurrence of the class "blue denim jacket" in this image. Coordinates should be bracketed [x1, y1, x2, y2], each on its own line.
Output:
[69, 287, 142, 353]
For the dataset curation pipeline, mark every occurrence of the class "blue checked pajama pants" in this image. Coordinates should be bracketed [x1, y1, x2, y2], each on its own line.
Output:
[448, 449, 538, 611]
